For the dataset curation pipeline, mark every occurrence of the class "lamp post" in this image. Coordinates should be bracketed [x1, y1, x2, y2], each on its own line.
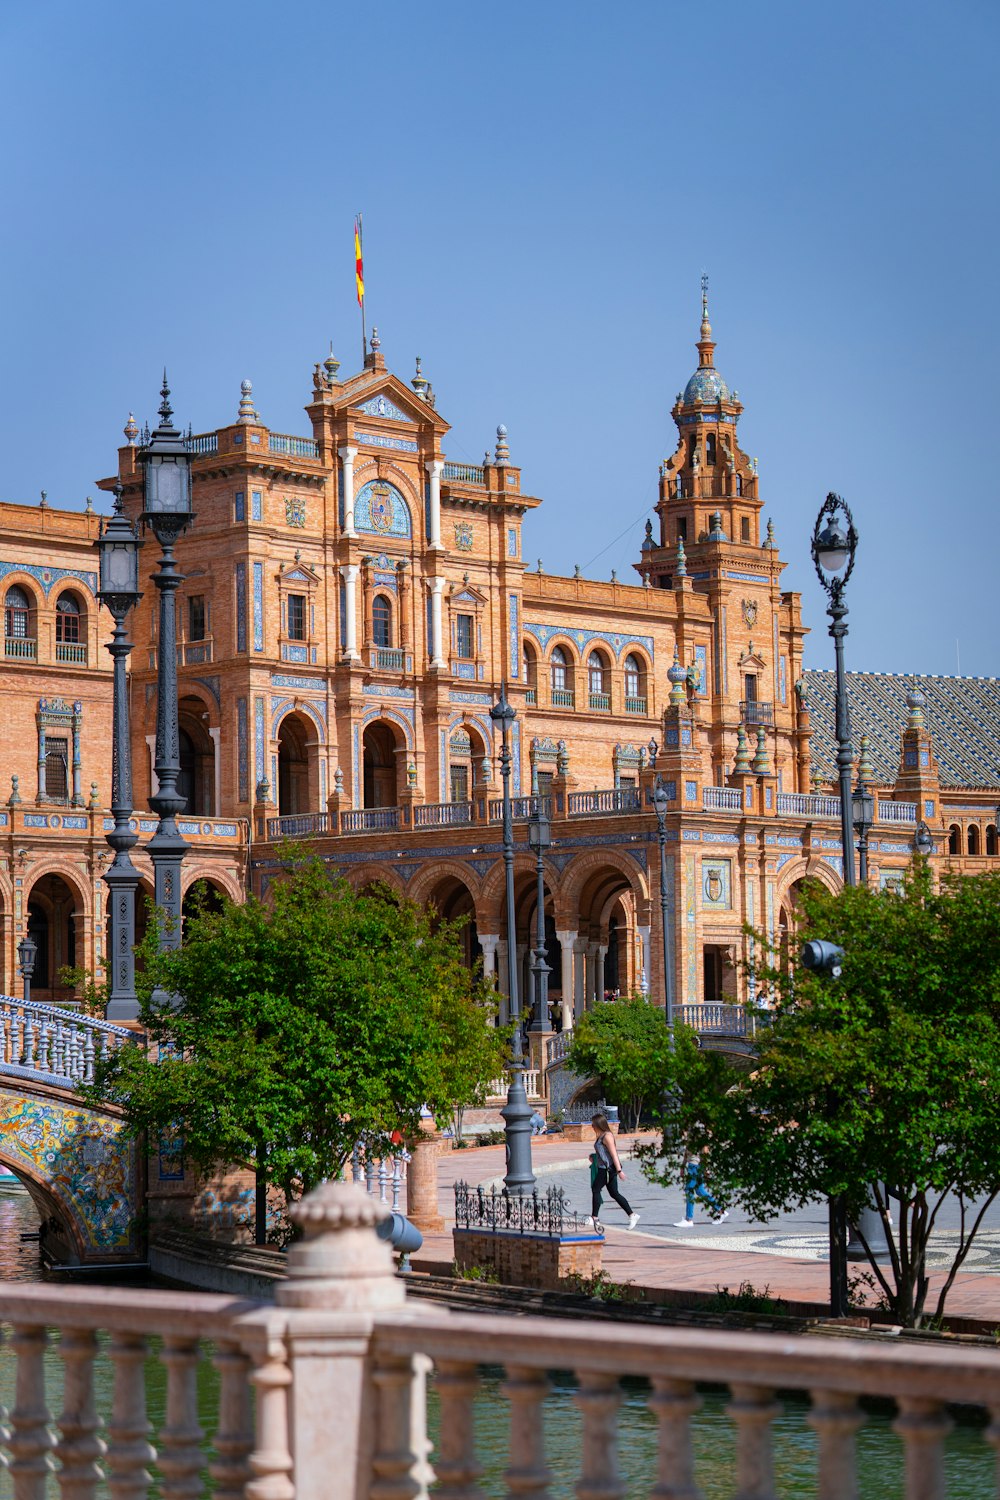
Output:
[17, 934, 37, 1008]
[140, 375, 193, 961]
[651, 773, 675, 1037]
[489, 685, 535, 1194]
[527, 803, 551, 1033]
[96, 483, 143, 1021]
[811, 491, 860, 1316]
[851, 782, 875, 887]
[914, 821, 934, 858]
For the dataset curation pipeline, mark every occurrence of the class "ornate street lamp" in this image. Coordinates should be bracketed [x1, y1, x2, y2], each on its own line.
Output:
[651, 774, 675, 1037]
[96, 483, 143, 1020]
[139, 374, 193, 959]
[527, 802, 551, 1033]
[851, 782, 875, 886]
[811, 493, 859, 893]
[17, 934, 37, 1008]
[914, 821, 934, 858]
[489, 685, 535, 1194]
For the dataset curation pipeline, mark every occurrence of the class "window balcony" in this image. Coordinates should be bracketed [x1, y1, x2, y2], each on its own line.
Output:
[625, 696, 647, 715]
[368, 647, 407, 672]
[525, 687, 537, 705]
[5, 637, 36, 660]
[739, 699, 773, 726]
[551, 688, 575, 709]
[588, 692, 610, 711]
[56, 643, 88, 664]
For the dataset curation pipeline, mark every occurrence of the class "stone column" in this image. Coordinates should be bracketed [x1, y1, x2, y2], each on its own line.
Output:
[425, 458, 444, 550]
[573, 938, 587, 1019]
[496, 940, 509, 1026]
[638, 924, 651, 996]
[556, 931, 576, 1032]
[338, 445, 358, 537]
[429, 578, 446, 669]
[597, 943, 608, 1000]
[405, 1117, 445, 1233]
[478, 933, 499, 979]
[587, 944, 600, 1006]
[340, 564, 360, 661]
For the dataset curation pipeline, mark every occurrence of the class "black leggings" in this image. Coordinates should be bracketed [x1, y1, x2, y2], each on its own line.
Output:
[591, 1167, 633, 1219]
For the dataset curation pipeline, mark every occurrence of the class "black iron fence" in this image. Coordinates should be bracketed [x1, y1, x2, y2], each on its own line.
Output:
[454, 1181, 589, 1237]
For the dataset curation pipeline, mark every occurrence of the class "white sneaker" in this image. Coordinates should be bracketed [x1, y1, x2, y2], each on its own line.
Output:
[627, 1212, 640, 1231]
[714, 1211, 729, 1223]
[673, 1219, 695, 1228]
[584, 1215, 595, 1228]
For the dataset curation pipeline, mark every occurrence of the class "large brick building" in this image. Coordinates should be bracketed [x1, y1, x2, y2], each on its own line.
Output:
[1, 293, 997, 1017]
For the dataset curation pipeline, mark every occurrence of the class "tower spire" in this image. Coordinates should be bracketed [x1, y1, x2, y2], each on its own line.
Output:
[697, 274, 715, 369]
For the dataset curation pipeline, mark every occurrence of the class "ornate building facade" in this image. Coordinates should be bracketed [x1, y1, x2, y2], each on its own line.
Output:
[0, 295, 996, 1016]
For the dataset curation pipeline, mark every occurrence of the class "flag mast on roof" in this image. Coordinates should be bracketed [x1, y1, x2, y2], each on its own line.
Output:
[355, 214, 366, 367]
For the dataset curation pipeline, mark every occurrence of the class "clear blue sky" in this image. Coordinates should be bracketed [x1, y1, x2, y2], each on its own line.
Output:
[1, 0, 996, 676]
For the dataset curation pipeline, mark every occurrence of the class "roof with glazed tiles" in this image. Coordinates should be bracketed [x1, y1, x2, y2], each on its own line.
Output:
[801, 670, 1000, 790]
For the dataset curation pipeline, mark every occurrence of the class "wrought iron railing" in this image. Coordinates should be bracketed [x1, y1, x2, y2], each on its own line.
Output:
[454, 1181, 588, 1237]
[0, 996, 135, 1087]
[414, 801, 472, 827]
[703, 786, 743, 811]
[340, 807, 400, 833]
[267, 813, 330, 839]
[568, 788, 641, 816]
[740, 699, 773, 725]
[268, 433, 319, 458]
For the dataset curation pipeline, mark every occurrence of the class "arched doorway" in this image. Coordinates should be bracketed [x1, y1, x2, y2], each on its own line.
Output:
[26, 874, 82, 1002]
[182, 879, 228, 924]
[277, 714, 311, 816]
[421, 875, 482, 971]
[178, 697, 216, 816]
[363, 721, 401, 809]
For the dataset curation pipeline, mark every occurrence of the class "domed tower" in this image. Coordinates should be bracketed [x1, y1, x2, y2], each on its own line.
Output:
[638, 279, 762, 586]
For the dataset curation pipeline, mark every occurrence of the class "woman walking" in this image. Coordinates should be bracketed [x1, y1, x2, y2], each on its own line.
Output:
[674, 1141, 728, 1227]
[585, 1113, 639, 1231]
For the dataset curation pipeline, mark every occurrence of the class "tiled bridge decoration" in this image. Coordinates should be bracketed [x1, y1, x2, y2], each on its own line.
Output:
[0, 997, 140, 1264]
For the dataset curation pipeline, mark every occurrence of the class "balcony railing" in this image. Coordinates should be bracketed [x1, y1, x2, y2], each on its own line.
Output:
[625, 695, 647, 715]
[546, 1031, 573, 1065]
[187, 432, 219, 455]
[776, 792, 842, 819]
[267, 813, 330, 839]
[568, 788, 641, 816]
[488, 1068, 541, 1098]
[269, 433, 319, 458]
[442, 461, 486, 486]
[680, 1002, 771, 1038]
[551, 688, 575, 708]
[182, 639, 213, 665]
[371, 646, 406, 671]
[703, 786, 744, 811]
[588, 691, 610, 711]
[55, 642, 87, 664]
[4, 636, 36, 660]
[414, 801, 473, 827]
[740, 699, 774, 725]
[488, 794, 551, 822]
[525, 687, 537, 704]
[878, 799, 918, 824]
[340, 807, 400, 833]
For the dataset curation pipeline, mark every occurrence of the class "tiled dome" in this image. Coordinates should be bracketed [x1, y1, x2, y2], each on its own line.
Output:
[683, 366, 730, 404]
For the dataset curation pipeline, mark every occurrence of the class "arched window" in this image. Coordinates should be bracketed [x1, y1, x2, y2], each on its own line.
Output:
[736, 473, 743, 496]
[523, 642, 538, 696]
[550, 646, 569, 699]
[705, 433, 717, 466]
[968, 825, 980, 857]
[588, 651, 608, 699]
[987, 825, 998, 856]
[372, 595, 392, 649]
[56, 592, 82, 647]
[624, 653, 645, 712]
[948, 824, 961, 856]
[4, 585, 31, 640]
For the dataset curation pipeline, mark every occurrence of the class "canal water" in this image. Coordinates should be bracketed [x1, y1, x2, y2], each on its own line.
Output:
[0, 1185, 994, 1495]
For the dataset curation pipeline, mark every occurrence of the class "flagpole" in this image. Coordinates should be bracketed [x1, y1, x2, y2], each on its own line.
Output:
[357, 212, 367, 364]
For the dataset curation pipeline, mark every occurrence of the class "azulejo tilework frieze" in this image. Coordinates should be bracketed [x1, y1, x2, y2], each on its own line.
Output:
[355, 430, 418, 453]
[0, 560, 98, 596]
[524, 622, 655, 661]
[354, 393, 415, 423]
[0, 1093, 137, 1254]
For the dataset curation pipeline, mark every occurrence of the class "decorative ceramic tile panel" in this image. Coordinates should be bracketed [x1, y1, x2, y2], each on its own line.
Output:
[354, 480, 412, 539]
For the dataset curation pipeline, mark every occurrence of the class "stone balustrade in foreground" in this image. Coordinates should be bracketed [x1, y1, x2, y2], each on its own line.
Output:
[1, 1180, 1000, 1497]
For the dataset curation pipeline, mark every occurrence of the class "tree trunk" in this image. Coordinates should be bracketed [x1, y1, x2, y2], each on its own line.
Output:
[255, 1154, 267, 1247]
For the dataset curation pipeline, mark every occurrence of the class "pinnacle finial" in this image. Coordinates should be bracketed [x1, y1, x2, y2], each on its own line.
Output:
[112, 482, 125, 516]
[751, 723, 771, 776]
[765, 517, 776, 548]
[733, 723, 753, 774]
[411, 355, 429, 398]
[124, 411, 138, 446]
[370, 326, 380, 353]
[324, 344, 341, 382]
[495, 423, 509, 465]
[159, 369, 172, 423]
[238, 378, 256, 422]
[700, 272, 712, 341]
[676, 536, 687, 577]
[858, 733, 875, 787]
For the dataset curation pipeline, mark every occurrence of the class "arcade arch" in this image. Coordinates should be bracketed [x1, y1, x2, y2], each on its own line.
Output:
[178, 694, 217, 816]
[362, 719, 405, 809]
[25, 871, 86, 1001]
[276, 711, 317, 817]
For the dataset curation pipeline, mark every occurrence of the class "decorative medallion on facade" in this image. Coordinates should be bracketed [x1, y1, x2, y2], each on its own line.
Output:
[354, 392, 414, 423]
[741, 598, 758, 628]
[354, 480, 411, 539]
[284, 495, 306, 528]
[454, 522, 474, 551]
[702, 858, 732, 909]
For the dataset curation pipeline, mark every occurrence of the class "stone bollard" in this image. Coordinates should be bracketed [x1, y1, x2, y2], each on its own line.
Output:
[239, 1180, 409, 1500]
[405, 1118, 445, 1233]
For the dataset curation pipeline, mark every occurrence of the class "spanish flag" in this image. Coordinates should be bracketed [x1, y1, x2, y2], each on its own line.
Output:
[354, 215, 365, 307]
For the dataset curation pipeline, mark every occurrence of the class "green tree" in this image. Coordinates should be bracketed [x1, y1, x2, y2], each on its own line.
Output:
[566, 994, 678, 1131]
[640, 865, 1000, 1327]
[89, 856, 508, 1240]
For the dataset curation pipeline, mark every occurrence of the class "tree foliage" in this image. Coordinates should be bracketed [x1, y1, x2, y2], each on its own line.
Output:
[90, 857, 508, 1209]
[566, 994, 681, 1131]
[639, 865, 1000, 1326]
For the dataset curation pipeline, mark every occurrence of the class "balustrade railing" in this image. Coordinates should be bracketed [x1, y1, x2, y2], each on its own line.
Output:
[568, 787, 641, 816]
[187, 431, 219, 454]
[5, 636, 36, 660]
[414, 800, 472, 827]
[371, 646, 406, 670]
[525, 686, 537, 704]
[488, 794, 551, 822]
[55, 642, 87, 664]
[268, 432, 319, 458]
[545, 1031, 573, 1065]
[625, 695, 647, 714]
[680, 1002, 772, 1038]
[879, 799, 918, 824]
[350, 1141, 410, 1210]
[442, 461, 486, 485]
[588, 691, 610, 711]
[340, 806, 400, 833]
[488, 1068, 541, 1097]
[551, 688, 575, 708]
[0, 996, 134, 1086]
[1, 1181, 998, 1498]
[703, 785, 744, 811]
[266, 812, 330, 839]
[776, 791, 843, 819]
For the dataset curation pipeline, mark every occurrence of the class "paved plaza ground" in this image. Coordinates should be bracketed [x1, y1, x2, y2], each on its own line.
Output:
[412, 1133, 1000, 1325]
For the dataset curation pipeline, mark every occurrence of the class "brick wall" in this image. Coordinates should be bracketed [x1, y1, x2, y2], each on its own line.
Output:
[453, 1228, 602, 1290]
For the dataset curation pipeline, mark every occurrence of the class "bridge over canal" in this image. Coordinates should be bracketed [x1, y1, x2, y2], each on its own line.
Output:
[0, 998, 141, 1266]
